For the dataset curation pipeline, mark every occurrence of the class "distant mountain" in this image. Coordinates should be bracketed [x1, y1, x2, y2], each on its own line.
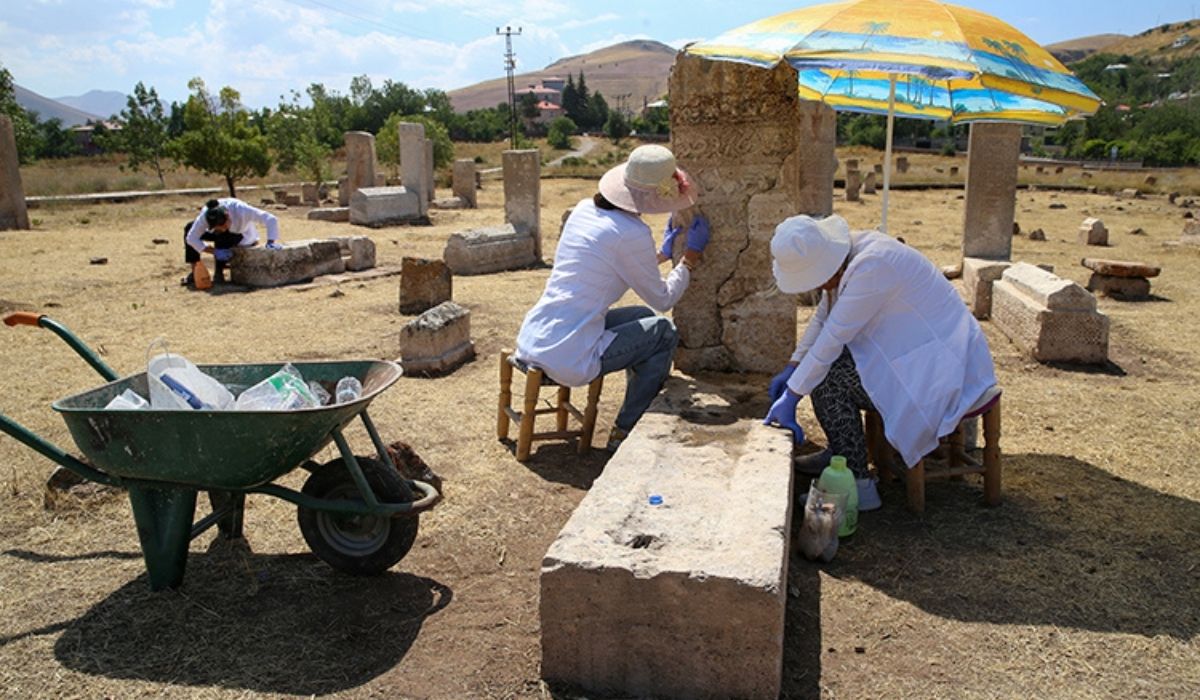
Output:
[448, 39, 678, 113]
[14, 84, 102, 126]
[1046, 34, 1128, 64]
[1099, 20, 1200, 61]
[55, 90, 129, 120]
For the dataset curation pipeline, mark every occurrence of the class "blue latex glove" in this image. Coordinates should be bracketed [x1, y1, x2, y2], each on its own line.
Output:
[685, 215, 710, 253]
[763, 389, 806, 444]
[768, 364, 796, 403]
[265, 240, 283, 250]
[660, 218, 682, 258]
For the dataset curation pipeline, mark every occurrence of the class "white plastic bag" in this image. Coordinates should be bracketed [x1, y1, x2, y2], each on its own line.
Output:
[146, 341, 235, 410]
[235, 364, 321, 411]
[104, 388, 150, 410]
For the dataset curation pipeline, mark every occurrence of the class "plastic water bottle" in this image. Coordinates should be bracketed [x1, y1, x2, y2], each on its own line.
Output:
[335, 376, 362, 404]
[817, 455, 859, 537]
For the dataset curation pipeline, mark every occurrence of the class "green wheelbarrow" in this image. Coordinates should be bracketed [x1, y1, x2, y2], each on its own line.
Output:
[0, 312, 439, 590]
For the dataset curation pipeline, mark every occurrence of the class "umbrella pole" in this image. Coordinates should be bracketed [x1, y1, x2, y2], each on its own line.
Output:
[882, 73, 897, 233]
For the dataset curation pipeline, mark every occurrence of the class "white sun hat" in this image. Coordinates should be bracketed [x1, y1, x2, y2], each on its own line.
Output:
[598, 144, 696, 215]
[770, 215, 852, 294]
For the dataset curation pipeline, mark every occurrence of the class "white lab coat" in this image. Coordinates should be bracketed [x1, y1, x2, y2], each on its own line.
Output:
[514, 198, 690, 387]
[186, 198, 279, 254]
[786, 230, 996, 467]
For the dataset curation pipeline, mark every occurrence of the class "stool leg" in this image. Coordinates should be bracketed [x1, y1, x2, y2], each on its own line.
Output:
[948, 424, 965, 480]
[907, 460, 926, 514]
[983, 402, 1002, 506]
[578, 375, 603, 454]
[556, 387, 571, 432]
[498, 352, 513, 440]
[866, 411, 893, 482]
[517, 369, 541, 461]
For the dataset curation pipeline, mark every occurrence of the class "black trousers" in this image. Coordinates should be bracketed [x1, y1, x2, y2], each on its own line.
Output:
[183, 222, 244, 264]
[811, 348, 876, 479]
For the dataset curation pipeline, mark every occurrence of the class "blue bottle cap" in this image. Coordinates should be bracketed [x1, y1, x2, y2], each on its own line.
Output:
[648, 494, 663, 506]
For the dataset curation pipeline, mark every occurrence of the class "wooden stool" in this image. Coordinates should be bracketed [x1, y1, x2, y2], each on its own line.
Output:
[497, 349, 603, 461]
[867, 387, 1002, 514]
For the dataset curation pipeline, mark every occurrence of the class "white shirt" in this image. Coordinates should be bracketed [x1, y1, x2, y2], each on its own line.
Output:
[786, 230, 997, 467]
[186, 198, 279, 254]
[514, 198, 691, 387]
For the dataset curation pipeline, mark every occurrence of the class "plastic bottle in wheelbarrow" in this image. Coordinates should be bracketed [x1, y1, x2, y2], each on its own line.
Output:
[335, 376, 362, 404]
[235, 363, 322, 410]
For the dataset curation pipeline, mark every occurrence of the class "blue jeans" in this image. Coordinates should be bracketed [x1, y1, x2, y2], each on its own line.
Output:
[598, 306, 678, 432]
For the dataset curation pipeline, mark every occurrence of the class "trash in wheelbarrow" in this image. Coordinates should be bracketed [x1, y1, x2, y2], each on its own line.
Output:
[104, 388, 150, 410]
[148, 350, 235, 410]
[235, 362, 322, 410]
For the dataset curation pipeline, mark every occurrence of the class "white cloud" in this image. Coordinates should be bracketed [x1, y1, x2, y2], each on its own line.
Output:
[578, 32, 653, 54]
[560, 13, 619, 30]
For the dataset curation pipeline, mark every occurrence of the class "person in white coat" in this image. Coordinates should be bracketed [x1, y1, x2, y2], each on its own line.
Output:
[763, 214, 997, 509]
[182, 198, 282, 286]
[514, 145, 710, 451]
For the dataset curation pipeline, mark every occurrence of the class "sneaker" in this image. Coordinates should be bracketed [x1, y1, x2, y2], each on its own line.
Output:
[605, 426, 630, 453]
[856, 477, 882, 512]
[180, 272, 195, 287]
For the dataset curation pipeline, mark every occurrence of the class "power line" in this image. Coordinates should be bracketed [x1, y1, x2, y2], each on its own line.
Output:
[497, 25, 522, 149]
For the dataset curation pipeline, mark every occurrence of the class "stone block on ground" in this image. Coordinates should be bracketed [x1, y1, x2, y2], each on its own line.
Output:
[503, 149, 542, 258]
[1120, 188, 1140, 199]
[540, 376, 793, 700]
[344, 131, 377, 203]
[432, 196, 466, 209]
[863, 170, 876, 195]
[0, 115, 31, 231]
[337, 177, 350, 207]
[1087, 274, 1152, 299]
[283, 194, 302, 206]
[349, 186, 424, 227]
[307, 207, 351, 223]
[398, 301, 474, 375]
[991, 263, 1109, 364]
[1181, 220, 1200, 246]
[399, 257, 452, 314]
[1078, 218, 1109, 246]
[230, 244, 317, 287]
[301, 239, 347, 277]
[845, 170, 862, 202]
[896, 156, 909, 173]
[302, 183, 319, 204]
[330, 235, 376, 271]
[962, 122, 1021, 260]
[443, 223, 537, 275]
[1080, 258, 1160, 278]
[962, 257, 1012, 319]
[399, 122, 429, 218]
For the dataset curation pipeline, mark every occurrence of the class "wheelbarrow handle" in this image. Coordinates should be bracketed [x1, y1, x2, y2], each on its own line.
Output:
[3, 313, 119, 382]
[3, 312, 44, 327]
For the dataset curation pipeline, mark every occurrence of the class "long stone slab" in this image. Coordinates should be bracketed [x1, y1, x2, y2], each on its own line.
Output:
[992, 269, 1109, 364]
[349, 186, 424, 227]
[442, 223, 537, 275]
[1001, 262, 1096, 312]
[230, 244, 318, 287]
[541, 376, 794, 700]
[1080, 258, 1161, 278]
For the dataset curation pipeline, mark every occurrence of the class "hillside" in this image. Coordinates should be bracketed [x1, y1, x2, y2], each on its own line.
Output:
[1045, 34, 1127, 64]
[1098, 20, 1200, 61]
[55, 90, 129, 120]
[14, 84, 101, 126]
[448, 39, 677, 113]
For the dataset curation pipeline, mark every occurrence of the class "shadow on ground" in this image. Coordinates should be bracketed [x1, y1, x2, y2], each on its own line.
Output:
[43, 544, 451, 695]
[823, 453, 1199, 639]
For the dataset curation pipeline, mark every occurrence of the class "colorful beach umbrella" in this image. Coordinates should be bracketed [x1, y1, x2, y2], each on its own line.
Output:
[686, 0, 1102, 231]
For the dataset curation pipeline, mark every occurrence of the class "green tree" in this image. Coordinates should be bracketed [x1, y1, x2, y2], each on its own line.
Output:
[519, 92, 541, 121]
[97, 82, 171, 187]
[547, 116, 577, 149]
[0, 64, 40, 163]
[603, 110, 630, 143]
[36, 117, 79, 158]
[587, 92, 610, 131]
[169, 78, 270, 197]
[265, 90, 332, 184]
[375, 112, 454, 177]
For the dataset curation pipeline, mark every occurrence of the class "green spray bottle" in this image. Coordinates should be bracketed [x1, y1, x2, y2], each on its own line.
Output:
[817, 455, 858, 537]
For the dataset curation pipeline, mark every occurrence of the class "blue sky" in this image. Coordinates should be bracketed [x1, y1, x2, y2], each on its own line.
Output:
[2, 0, 1196, 107]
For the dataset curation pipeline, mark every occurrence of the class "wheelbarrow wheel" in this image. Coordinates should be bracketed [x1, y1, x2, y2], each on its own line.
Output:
[297, 456, 419, 576]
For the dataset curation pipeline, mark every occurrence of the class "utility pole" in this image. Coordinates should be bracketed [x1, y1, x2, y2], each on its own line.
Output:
[497, 25, 522, 149]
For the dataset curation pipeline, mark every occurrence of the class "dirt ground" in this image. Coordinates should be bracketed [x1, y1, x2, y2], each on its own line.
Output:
[1, 173, 1198, 699]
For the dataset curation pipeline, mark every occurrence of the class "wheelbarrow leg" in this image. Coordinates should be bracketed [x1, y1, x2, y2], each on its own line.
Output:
[126, 484, 197, 591]
[207, 490, 246, 540]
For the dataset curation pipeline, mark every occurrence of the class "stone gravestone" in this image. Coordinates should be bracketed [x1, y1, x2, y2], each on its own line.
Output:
[399, 257, 452, 314]
[343, 131, 377, 205]
[503, 149, 542, 260]
[452, 159, 477, 208]
[962, 122, 1021, 261]
[399, 122, 429, 217]
[1078, 218, 1109, 246]
[443, 224, 537, 275]
[0, 115, 31, 231]
[399, 301, 475, 375]
[863, 170, 876, 195]
[302, 183, 319, 205]
[425, 139, 435, 203]
[991, 262, 1109, 364]
[873, 163, 883, 175]
[1082, 257, 1160, 299]
[1183, 220, 1200, 246]
[669, 52, 834, 373]
[895, 156, 909, 173]
[845, 170, 862, 202]
[338, 176, 350, 207]
[349, 186, 423, 227]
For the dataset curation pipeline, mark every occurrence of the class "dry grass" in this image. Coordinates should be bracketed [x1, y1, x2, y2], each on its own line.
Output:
[0, 168, 1198, 698]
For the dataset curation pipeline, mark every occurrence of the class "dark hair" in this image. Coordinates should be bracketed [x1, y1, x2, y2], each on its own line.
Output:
[594, 192, 634, 212]
[204, 199, 228, 227]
